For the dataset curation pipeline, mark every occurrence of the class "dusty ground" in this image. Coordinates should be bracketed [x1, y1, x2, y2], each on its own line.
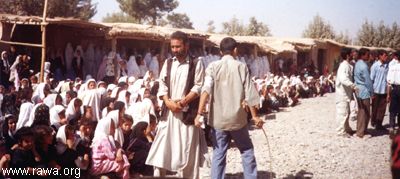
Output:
[199, 93, 392, 179]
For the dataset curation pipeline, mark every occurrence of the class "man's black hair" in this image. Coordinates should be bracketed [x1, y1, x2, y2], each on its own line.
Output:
[170, 31, 189, 44]
[358, 48, 370, 58]
[377, 50, 387, 57]
[340, 48, 352, 60]
[220, 37, 237, 55]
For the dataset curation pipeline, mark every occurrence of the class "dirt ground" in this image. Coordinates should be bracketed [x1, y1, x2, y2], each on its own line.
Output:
[199, 93, 392, 179]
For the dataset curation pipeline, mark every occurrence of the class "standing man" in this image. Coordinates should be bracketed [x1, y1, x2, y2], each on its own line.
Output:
[349, 49, 359, 121]
[387, 51, 400, 134]
[354, 48, 373, 138]
[146, 31, 205, 179]
[195, 37, 264, 179]
[370, 50, 389, 130]
[335, 48, 357, 137]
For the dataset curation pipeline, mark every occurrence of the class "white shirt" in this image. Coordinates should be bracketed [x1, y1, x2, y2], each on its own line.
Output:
[387, 60, 400, 85]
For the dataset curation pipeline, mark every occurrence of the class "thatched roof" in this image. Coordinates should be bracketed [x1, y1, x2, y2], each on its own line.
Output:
[207, 34, 297, 54]
[323, 39, 395, 52]
[103, 23, 208, 41]
[0, 14, 108, 30]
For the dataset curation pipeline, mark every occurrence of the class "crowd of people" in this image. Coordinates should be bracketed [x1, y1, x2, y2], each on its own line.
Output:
[335, 48, 400, 139]
[0, 29, 343, 179]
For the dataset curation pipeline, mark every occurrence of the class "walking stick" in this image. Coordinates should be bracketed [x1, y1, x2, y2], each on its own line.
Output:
[261, 126, 274, 178]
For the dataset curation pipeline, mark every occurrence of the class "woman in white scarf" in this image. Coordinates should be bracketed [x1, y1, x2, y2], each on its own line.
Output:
[31, 83, 49, 104]
[106, 110, 124, 147]
[16, 92, 34, 130]
[65, 43, 74, 71]
[78, 79, 96, 99]
[65, 98, 82, 122]
[43, 93, 59, 108]
[56, 125, 89, 169]
[50, 105, 66, 130]
[127, 55, 140, 78]
[90, 117, 130, 179]
[143, 52, 152, 68]
[85, 43, 95, 77]
[148, 55, 159, 79]
[80, 93, 101, 121]
[117, 90, 131, 109]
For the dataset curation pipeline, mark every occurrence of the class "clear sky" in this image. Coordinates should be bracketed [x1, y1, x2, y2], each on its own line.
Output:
[92, 0, 400, 39]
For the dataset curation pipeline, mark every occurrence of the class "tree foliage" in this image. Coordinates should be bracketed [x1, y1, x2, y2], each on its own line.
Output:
[221, 16, 271, 36]
[246, 16, 271, 36]
[116, 0, 178, 25]
[335, 31, 352, 45]
[206, 20, 216, 33]
[357, 20, 400, 49]
[302, 14, 335, 39]
[221, 16, 246, 36]
[164, 13, 193, 29]
[0, 0, 97, 20]
[102, 12, 139, 23]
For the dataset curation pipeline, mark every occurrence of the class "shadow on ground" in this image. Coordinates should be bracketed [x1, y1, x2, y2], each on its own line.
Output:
[282, 170, 314, 179]
[225, 170, 276, 179]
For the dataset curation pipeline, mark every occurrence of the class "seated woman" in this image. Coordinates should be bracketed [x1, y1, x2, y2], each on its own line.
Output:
[10, 127, 44, 178]
[90, 117, 130, 179]
[126, 121, 154, 176]
[2, 114, 17, 153]
[33, 125, 59, 169]
[56, 125, 90, 176]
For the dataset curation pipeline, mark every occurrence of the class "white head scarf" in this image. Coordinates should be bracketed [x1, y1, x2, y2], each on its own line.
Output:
[65, 98, 79, 121]
[107, 84, 117, 93]
[43, 94, 59, 108]
[117, 90, 130, 108]
[106, 110, 124, 146]
[65, 43, 74, 70]
[56, 125, 69, 154]
[118, 76, 128, 84]
[110, 87, 120, 98]
[50, 105, 65, 129]
[128, 76, 136, 84]
[16, 101, 34, 130]
[92, 117, 115, 148]
[127, 55, 140, 78]
[32, 83, 47, 102]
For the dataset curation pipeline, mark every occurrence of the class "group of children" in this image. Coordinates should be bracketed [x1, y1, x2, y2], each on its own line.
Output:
[0, 74, 159, 178]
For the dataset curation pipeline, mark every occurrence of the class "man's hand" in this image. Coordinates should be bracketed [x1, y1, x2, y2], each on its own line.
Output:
[166, 100, 182, 113]
[253, 117, 264, 129]
[353, 86, 359, 93]
[194, 114, 202, 128]
[387, 95, 391, 104]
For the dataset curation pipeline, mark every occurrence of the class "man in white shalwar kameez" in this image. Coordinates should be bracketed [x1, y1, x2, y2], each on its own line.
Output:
[146, 31, 206, 179]
[335, 48, 357, 137]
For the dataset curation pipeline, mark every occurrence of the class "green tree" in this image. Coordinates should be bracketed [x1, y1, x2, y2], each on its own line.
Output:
[221, 16, 246, 36]
[335, 31, 352, 45]
[116, 0, 178, 25]
[388, 22, 400, 49]
[374, 21, 392, 47]
[302, 14, 335, 39]
[0, 0, 97, 20]
[246, 16, 271, 36]
[102, 12, 139, 23]
[164, 13, 193, 29]
[356, 20, 376, 47]
[207, 20, 216, 33]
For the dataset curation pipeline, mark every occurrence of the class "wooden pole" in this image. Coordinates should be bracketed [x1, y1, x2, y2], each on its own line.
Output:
[0, 40, 43, 48]
[39, 0, 48, 82]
